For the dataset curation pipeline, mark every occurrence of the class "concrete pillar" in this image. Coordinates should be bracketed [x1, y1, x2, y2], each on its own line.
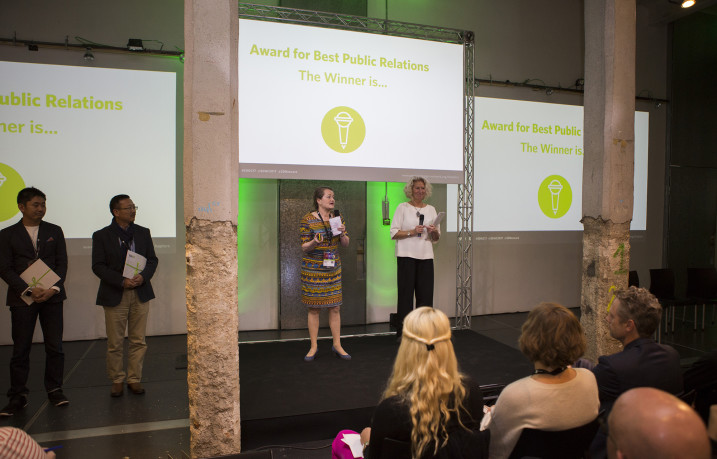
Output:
[184, 1, 240, 457]
[581, 0, 636, 362]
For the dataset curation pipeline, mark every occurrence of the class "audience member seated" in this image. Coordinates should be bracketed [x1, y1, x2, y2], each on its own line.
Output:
[683, 349, 717, 425]
[0, 427, 56, 458]
[334, 307, 485, 459]
[486, 302, 599, 459]
[592, 286, 683, 414]
[607, 387, 710, 459]
[587, 286, 683, 458]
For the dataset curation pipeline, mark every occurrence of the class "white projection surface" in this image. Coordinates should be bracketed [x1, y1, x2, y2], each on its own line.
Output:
[0, 61, 176, 238]
[447, 97, 649, 232]
[238, 19, 464, 183]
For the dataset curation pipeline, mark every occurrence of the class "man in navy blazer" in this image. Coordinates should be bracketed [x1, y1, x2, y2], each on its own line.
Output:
[0, 187, 69, 416]
[92, 194, 158, 397]
[590, 286, 683, 458]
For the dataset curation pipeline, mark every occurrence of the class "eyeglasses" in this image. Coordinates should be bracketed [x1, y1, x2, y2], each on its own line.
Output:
[117, 206, 138, 211]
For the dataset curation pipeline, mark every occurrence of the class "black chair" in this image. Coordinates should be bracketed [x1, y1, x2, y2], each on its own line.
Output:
[686, 268, 717, 331]
[649, 268, 689, 334]
[380, 429, 490, 459]
[507, 418, 599, 459]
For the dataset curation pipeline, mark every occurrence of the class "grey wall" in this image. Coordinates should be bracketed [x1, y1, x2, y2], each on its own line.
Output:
[667, 7, 717, 292]
[0, 0, 672, 339]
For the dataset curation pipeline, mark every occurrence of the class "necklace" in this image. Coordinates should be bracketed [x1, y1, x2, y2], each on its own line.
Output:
[533, 367, 567, 376]
[410, 202, 424, 218]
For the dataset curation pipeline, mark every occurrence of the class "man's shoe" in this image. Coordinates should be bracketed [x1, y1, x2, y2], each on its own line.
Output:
[47, 389, 69, 407]
[0, 395, 28, 416]
[128, 383, 145, 395]
[111, 382, 124, 397]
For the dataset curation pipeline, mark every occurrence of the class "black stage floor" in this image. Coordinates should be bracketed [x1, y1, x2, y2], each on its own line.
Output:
[0, 310, 712, 458]
[239, 330, 532, 449]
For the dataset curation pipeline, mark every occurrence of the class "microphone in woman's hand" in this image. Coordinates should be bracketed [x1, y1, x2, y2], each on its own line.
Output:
[419, 214, 424, 225]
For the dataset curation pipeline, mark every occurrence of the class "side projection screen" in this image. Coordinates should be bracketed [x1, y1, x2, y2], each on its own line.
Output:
[238, 18, 465, 184]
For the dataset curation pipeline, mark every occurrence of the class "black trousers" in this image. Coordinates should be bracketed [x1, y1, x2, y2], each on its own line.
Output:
[8, 302, 65, 397]
[396, 257, 434, 334]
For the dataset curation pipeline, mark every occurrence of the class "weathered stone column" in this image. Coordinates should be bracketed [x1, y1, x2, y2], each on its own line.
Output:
[184, 1, 240, 457]
[581, 0, 636, 362]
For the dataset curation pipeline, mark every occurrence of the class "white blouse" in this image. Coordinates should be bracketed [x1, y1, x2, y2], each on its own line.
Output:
[390, 202, 440, 259]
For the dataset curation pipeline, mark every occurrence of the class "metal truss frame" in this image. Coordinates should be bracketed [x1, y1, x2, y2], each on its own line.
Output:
[455, 37, 475, 330]
[239, 3, 467, 44]
[238, 3, 475, 328]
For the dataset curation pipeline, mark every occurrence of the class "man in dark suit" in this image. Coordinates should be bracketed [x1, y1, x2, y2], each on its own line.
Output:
[0, 187, 69, 416]
[593, 286, 683, 413]
[590, 286, 683, 458]
[92, 194, 158, 397]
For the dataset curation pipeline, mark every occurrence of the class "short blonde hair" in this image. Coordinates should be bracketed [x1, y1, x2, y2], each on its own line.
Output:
[519, 302, 586, 368]
[403, 176, 433, 199]
[383, 307, 469, 457]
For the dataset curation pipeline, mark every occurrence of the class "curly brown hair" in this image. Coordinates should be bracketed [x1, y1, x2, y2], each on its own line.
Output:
[614, 286, 662, 337]
[519, 302, 586, 368]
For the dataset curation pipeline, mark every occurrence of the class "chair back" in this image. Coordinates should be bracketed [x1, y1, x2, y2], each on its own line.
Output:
[628, 270, 640, 287]
[380, 428, 490, 459]
[507, 418, 599, 459]
[686, 268, 717, 300]
[649, 268, 678, 300]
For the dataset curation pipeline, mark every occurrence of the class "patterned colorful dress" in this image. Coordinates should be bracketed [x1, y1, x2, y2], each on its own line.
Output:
[299, 212, 347, 308]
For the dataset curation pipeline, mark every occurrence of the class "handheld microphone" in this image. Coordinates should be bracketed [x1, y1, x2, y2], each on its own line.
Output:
[419, 214, 424, 225]
[334, 209, 340, 217]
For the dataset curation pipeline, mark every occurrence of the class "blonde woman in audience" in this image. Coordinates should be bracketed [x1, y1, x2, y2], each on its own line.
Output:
[487, 302, 599, 459]
[358, 307, 485, 459]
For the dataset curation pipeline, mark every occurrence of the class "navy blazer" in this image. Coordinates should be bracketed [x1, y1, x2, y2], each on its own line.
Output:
[592, 337, 683, 414]
[91, 222, 158, 307]
[0, 220, 68, 307]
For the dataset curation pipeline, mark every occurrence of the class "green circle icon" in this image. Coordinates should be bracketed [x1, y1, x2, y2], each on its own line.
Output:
[321, 106, 366, 153]
[0, 163, 25, 223]
[538, 175, 572, 219]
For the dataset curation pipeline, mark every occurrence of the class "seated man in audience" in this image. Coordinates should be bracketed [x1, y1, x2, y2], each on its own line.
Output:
[607, 387, 710, 459]
[588, 286, 683, 459]
[592, 286, 683, 415]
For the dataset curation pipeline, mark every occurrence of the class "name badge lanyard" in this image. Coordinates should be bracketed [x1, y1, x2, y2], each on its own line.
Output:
[317, 212, 336, 266]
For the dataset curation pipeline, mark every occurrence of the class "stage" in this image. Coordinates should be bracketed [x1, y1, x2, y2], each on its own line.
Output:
[239, 330, 532, 449]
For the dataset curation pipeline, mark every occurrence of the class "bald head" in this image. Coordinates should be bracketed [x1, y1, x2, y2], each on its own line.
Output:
[608, 387, 710, 459]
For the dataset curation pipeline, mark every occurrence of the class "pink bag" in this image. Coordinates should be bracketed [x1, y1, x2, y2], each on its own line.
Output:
[332, 429, 362, 459]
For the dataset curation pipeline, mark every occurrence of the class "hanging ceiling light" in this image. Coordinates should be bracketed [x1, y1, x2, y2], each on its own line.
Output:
[670, 0, 696, 7]
[83, 47, 94, 61]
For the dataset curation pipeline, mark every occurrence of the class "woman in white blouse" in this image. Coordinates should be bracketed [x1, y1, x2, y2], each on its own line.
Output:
[390, 177, 440, 338]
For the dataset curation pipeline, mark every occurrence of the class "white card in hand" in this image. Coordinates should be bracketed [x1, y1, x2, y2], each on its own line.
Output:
[123, 250, 147, 279]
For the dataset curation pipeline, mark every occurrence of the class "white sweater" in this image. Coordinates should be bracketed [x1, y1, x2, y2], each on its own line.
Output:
[487, 368, 600, 459]
[390, 202, 440, 259]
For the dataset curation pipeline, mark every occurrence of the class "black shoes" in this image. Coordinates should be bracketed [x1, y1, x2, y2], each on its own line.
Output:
[0, 395, 28, 416]
[127, 383, 145, 395]
[48, 389, 69, 407]
[0, 390, 68, 415]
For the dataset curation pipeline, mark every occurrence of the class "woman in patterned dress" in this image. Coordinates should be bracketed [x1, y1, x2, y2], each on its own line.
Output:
[300, 186, 350, 361]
